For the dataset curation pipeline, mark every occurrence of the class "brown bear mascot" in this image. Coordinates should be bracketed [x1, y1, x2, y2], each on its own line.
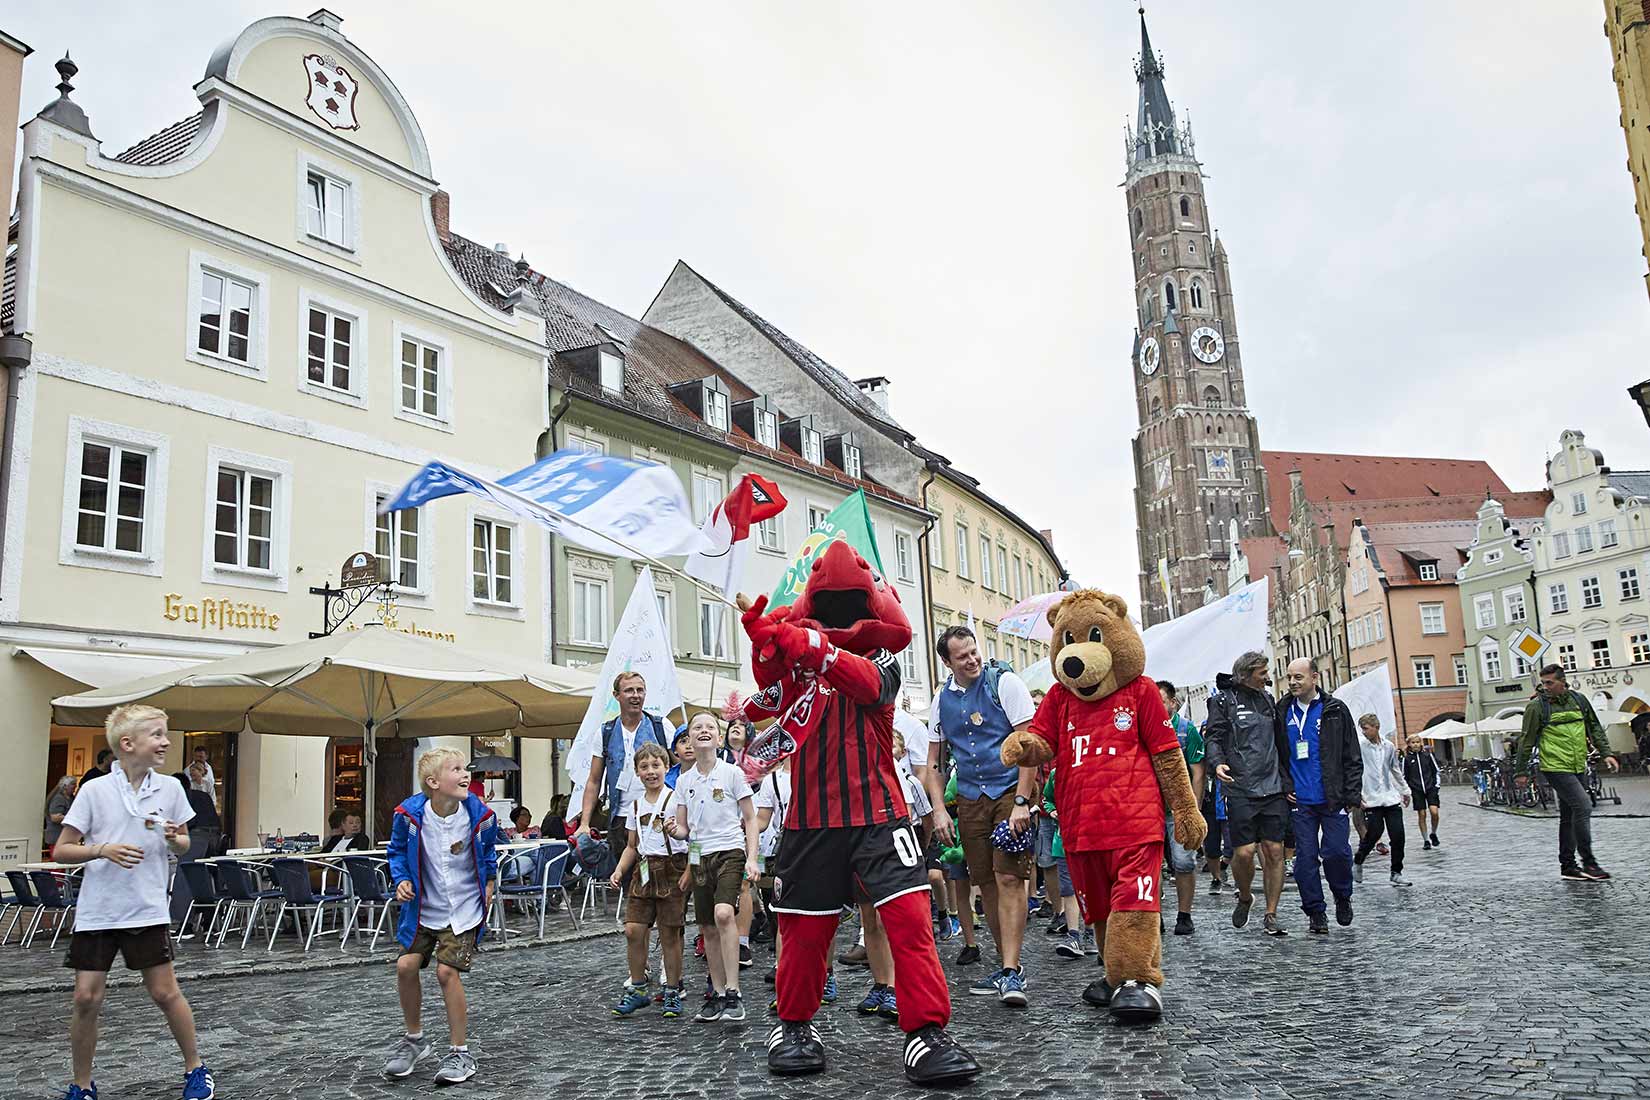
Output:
[1001, 590, 1205, 1023]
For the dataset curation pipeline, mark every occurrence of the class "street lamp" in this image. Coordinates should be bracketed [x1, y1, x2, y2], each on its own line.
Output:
[1629, 379, 1650, 428]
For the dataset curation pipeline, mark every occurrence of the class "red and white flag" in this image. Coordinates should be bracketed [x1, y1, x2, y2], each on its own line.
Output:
[684, 474, 787, 593]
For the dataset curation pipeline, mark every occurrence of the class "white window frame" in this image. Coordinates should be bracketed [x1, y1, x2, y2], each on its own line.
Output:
[755, 409, 778, 449]
[1502, 587, 1526, 624]
[1590, 638, 1613, 669]
[566, 430, 607, 456]
[654, 584, 676, 649]
[899, 644, 919, 686]
[705, 388, 730, 432]
[571, 573, 611, 646]
[1412, 658, 1435, 688]
[1485, 549, 1503, 565]
[598, 349, 624, 394]
[691, 470, 725, 526]
[843, 443, 862, 480]
[1575, 525, 1594, 554]
[979, 535, 994, 589]
[1481, 638, 1502, 681]
[296, 289, 368, 408]
[295, 152, 362, 258]
[807, 502, 831, 533]
[1374, 610, 1385, 641]
[366, 481, 433, 604]
[1620, 567, 1642, 601]
[392, 321, 454, 432]
[1580, 575, 1602, 610]
[1418, 562, 1438, 581]
[1631, 631, 1650, 665]
[1452, 654, 1467, 685]
[186, 250, 270, 379]
[757, 515, 783, 554]
[801, 429, 823, 466]
[699, 598, 732, 662]
[1474, 593, 1496, 630]
[894, 530, 915, 583]
[955, 523, 970, 578]
[467, 506, 524, 619]
[1551, 532, 1571, 559]
[201, 446, 291, 592]
[998, 546, 1010, 595]
[1419, 602, 1445, 636]
[1571, 491, 1588, 516]
[1550, 582, 1570, 614]
[1599, 518, 1619, 549]
[1556, 642, 1577, 673]
[60, 417, 170, 578]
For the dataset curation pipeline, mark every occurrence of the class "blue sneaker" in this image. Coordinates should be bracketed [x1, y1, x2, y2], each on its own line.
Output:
[661, 985, 684, 1018]
[943, 915, 962, 941]
[613, 985, 652, 1016]
[968, 969, 1004, 996]
[857, 982, 887, 1015]
[877, 987, 899, 1021]
[182, 1065, 216, 1100]
[998, 968, 1028, 1008]
[63, 1085, 97, 1100]
[821, 972, 839, 1004]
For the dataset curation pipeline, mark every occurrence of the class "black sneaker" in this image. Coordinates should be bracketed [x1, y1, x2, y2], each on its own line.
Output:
[719, 991, 746, 1022]
[1307, 912, 1329, 935]
[1208, 877, 1223, 895]
[1429, 833, 1440, 847]
[1334, 894, 1354, 927]
[695, 994, 725, 1023]
[1262, 913, 1288, 937]
[1580, 864, 1612, 881]
[1081, 977, 1113, 1007]
[739, 943, 754, 969]
[767, 1020, 826, 1076]
[1107, 980, 1163, 1025]
[1173, 912, 1194, 936]
[1044, 915, 1068, 936]
[903, 1024, 981, 1085]
[1422, 839, 1432, 851]
[954, 945, 981, 966]
[764, 967, 776, 985]
[1231, 892, 1253, 929]
[1560, 865, 1588, 881]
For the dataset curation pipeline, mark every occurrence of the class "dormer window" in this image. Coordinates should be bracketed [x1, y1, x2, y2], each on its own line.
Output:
[803, 429, 822, 465]
[844, 443, 862, 480]
[1418, 562, 1438, 581]
[824, 432, 862, 479]
[598, 349, 624, 394]
[735, 396, 780, 449]
[781, 415, 825, 466]
[706, 388, 730, 431]
[756, 409, 777, 447]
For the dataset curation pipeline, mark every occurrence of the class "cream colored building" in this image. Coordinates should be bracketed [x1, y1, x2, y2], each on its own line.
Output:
[915, 454, 1065, 687]
[0, 12, 554, 858]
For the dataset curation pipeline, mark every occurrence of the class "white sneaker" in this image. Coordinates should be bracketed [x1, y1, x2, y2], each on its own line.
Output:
[1389, 873, 1412, 888]
[1353, 864, 1364, 884]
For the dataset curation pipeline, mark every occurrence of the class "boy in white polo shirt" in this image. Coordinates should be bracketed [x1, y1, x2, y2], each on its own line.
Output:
[668, 713, 758, 1023]
[52, 703, 215, 1100]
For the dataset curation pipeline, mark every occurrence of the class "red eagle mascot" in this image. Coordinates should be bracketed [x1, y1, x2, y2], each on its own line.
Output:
[738, 540, 980, 1084]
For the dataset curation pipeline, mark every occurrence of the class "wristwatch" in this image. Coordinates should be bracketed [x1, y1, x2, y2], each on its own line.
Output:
[1013, 795, 1030, 808]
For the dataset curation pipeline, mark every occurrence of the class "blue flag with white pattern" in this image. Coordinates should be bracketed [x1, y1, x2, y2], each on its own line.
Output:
[380, 450, 713, 560]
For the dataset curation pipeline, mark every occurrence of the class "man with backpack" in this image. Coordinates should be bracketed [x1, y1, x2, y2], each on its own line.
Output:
[924, 626, 1039, 1008]
[575, 672, 672, 842]
[1516, 665, 1619, 881]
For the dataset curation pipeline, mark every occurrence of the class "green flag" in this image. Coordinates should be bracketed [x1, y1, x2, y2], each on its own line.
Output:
[769, 489, 886, 608]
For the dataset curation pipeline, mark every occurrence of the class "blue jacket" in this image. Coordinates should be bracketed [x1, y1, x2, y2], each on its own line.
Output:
[388, 792, 499, 949]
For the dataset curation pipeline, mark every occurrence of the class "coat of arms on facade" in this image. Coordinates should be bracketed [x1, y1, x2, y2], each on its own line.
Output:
[302, 54, 360, 131]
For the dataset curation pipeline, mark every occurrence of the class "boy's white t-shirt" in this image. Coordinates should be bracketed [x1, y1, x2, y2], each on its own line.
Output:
[625, 785, 678, 858]
[675, 758, 753, 855]
[61, 764, 194, 932]
[752, 769, 792, 858]
[894, 708, 930, 774]
[894, 756, 932, 820]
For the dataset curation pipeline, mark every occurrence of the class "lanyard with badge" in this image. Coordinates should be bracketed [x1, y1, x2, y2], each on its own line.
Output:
[1289, 701, 1313, 760]
[638, 788, 674, 888]
[114, 767, 166, 834]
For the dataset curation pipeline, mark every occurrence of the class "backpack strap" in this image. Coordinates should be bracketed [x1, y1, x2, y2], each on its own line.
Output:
[982, 661, 1004, 713]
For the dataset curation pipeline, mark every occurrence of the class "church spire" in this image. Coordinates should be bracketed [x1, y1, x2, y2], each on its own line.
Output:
[1130, 7, 1181, 167]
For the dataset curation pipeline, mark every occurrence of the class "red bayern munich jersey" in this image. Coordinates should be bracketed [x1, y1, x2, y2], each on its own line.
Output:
[744, 646, 910, 830]
[1028, 676, 1178, 852]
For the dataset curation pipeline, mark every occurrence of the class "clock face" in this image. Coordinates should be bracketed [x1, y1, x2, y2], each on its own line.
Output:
[1192, 326, 1225, 364]
[1138, 336, 1161, 376]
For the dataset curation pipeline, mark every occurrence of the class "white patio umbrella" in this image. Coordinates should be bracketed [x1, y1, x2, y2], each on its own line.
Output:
[50, 625, 598, 834]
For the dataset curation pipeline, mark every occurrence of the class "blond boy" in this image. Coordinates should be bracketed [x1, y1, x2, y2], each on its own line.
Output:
[52, 704, 214, 1100]
[383, 748, 499, 1084]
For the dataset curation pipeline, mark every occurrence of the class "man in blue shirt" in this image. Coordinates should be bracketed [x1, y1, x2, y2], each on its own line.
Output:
[923, 627, 1038, 1007]
[1278, 658, 1362, 934]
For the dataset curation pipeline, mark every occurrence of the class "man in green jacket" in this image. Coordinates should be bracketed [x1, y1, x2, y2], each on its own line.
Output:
[1515, 664, 1619, 881]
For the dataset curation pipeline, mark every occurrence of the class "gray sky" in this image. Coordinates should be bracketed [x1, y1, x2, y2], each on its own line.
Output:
[10, 2, 1649, 600]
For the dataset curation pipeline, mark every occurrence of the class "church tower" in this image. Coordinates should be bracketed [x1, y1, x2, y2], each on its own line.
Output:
[1126, 10, 1270, 626]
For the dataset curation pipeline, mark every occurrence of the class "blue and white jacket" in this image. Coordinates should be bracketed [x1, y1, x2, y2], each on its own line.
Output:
[388, 792, 499, 949]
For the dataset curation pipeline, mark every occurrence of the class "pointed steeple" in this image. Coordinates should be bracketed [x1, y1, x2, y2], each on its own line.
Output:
[1131, 8, 1178, 166]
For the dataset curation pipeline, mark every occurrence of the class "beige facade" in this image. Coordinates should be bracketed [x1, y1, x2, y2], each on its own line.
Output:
[1607, 1, 1650, 298]
[918, 464, 1063, 689]
[0, 13, 553, 857]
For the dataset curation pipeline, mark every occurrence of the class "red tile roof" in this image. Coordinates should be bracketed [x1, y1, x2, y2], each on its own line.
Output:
[1260, 450, 1512, 538]
[1356, 519, 1482, 586]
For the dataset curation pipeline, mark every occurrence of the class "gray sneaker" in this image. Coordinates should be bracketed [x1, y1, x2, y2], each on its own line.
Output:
[433, 1048, 477, 1085]
[1353, 863, 1364, 884]
[1390, 872, 1412, 888]
[383, 1034, 434, 1078]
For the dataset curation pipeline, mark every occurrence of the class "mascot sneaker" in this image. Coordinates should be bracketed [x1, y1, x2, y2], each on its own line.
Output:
[767, 1021, 826, 1076]
[1082, 977, 1114, 1007]
[903, 1025, 982, 1085]
[1107, 980, 1163, 1024]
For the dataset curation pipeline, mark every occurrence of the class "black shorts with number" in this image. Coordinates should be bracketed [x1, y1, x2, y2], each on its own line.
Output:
[1226, 792, 1290, 848]
[772, 818, 928, 915]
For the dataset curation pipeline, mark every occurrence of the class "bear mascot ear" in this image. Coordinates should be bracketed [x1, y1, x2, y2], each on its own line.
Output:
[1098, 592, 1130, 621]
[1046, 596, 1071, 629]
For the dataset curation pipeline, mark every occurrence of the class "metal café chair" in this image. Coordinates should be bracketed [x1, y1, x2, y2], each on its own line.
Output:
[338, 856, 397, 953]
[2, 870, 41, 946]
[267, 858, 349, 952]
[494, 841, 575, 941]
[28, 869, 76, 948]
[174, 862, 226, 945]
[213, 860, 283, 949]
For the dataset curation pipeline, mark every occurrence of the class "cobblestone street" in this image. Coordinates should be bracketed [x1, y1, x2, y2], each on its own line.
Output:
[8, 787, 1649, 1100]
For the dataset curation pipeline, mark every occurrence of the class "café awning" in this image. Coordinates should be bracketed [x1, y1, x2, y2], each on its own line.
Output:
[17, 646, 208, 690]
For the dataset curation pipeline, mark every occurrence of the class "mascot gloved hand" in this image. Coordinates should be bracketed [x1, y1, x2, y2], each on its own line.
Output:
[1002, 590, 1205, 1026]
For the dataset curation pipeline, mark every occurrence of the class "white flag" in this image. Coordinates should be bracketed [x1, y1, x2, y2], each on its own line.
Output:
[566, 568, 685, 822]
[1141, 576, 1270, 691]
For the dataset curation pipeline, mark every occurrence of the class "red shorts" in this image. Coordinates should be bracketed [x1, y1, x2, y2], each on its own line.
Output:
[1067, 843, 1163, 925]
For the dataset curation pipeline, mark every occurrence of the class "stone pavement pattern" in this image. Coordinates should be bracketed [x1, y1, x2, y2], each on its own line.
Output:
[6, 787, 1649, 1099]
